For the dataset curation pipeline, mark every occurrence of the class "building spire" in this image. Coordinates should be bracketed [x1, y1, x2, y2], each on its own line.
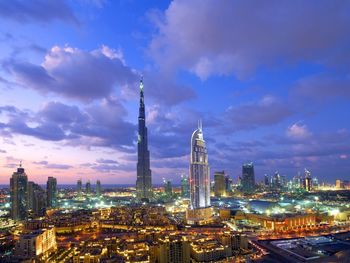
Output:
[198, 119, 202, 131]
[140, 75, 144, 91]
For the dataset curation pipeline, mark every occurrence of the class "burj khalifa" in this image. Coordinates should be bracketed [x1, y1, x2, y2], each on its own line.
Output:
[136, 78, 152, 200]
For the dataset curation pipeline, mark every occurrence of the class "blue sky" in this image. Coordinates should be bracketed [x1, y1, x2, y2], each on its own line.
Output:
[0, 0, 349, 184]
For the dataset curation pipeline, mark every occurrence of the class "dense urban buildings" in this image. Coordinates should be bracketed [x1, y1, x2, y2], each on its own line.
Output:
[1, 2, 350, 262]
[136, 78, 153, 201]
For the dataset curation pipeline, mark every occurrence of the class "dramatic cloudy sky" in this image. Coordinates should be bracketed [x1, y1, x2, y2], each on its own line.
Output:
[0, 0, 349, 184]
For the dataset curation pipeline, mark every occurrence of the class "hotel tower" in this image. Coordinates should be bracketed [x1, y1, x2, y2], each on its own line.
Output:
[186, 121, 213, 224]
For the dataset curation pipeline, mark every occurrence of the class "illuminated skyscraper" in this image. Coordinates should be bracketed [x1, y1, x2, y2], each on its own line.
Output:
[47, 177, 57, 208]
[86, 180, 91, 195]
[186, 121, 213, 225]
[214, 171, 226, 197]
[164, 179, 173, 197]
[28, 181, 46, 217]
[181, 175, 190, 198]
[96, 180, 101, 197]
[241, 162, 255, 193]
[136, 78, 152, 200]
[10, 163, 28, 220]
[189, 121, 210, 209]
[77, 179, 82, 197]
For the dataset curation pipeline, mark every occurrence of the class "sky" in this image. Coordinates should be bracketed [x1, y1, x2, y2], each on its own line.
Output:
[0, 0, 350, 185]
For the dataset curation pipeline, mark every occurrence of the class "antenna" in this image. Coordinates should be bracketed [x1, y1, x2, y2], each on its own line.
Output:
[19, 160, 22, 168]
[198, 119, 202, 130]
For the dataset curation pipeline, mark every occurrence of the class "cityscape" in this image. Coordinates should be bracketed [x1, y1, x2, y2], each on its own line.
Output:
[0, 1, 350, 263]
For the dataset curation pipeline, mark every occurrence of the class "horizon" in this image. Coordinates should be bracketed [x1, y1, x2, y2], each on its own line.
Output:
[1, 1, 350, 185]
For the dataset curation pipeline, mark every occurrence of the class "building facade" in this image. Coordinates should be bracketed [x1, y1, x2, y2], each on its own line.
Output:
[241, 162, 255, 193]
[136, 78, 152, 200]
[47, 177, 57, 208]
[96, 180, 101, 197]
[10, 164, 28, 220]
[187, 122, 212, 225]
[214, 171, 226, 197]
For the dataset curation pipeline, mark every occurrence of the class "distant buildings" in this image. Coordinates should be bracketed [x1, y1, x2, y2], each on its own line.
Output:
[186, 121, 213, 225]
[181, 175, 190, 198]
[27, 181, 46, 217]
[336, 179, 350, 189]
[10, 164, 28, 220]
[46, 177, 57, 208]
[96, 180, 102, 197]
[241, 162, 255, 193]
[214, 171, 226, 197]
[86, 180, 91, 195]
[136, 78, 153, 200]
[303, 169, 312, 192]
[164, 179, 173, 197]
[77, 179, 82, 197]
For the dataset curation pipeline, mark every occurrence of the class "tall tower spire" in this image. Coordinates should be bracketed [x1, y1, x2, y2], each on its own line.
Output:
[136, 77, 152, 201]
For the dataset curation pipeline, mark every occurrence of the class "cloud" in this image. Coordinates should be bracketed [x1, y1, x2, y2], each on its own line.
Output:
[149, 0, 350, 79]
[0, 149, 6, 153]
[293, 73, 350, 102]
[96, 158, 118, 164]
[0, 0, 78, 24]
[286, 122, 312, 140]
[4, 45, 138, 101]
[225, 96, 292, 131]
[0, 100, 136, 150]
[34, 160, 72, 169]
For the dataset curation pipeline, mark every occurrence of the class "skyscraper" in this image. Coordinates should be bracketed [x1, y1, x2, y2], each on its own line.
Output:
[47, 177, 57, 208]
[164, 179, 173, 197]
[10, 163, 28, 220]
[28, 181, 46, 217]
[189, 121, 210, 209]
[241, 162, 255, 193]
[96, 180, 101, 197]
[86, 180, 91, 196]
[136, 78, 152, 201]
[186, 121, 212, 225]
[214, 171, 226, 197]
[181, 175, 190, 198]
[77, 179, 82, 197]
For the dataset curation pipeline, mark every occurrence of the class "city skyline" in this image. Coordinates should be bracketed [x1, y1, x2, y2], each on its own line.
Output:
[1, 1, 350, 184]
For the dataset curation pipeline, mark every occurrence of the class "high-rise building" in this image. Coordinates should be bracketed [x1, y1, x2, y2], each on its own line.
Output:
[264, 174, 269, 187]
[186, 121, 212, 225]
[164, 180, 173, 196]
[303, 169, 312, 192]
[214, 171, 226, 197]
[96, 180, 101, 197]
[86, 180, 91, 196]
[46, 177, 57, 208]
[180, 175, 190, 198]
[27, 181, 46, 217]
[336, 179, 343, 189]
[136, 78, 152, 201]
[241, 162, 255, 193]
[77, 179, 82, 197]
[10, 164, 28, 220]
[225, 175, 232, 193]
